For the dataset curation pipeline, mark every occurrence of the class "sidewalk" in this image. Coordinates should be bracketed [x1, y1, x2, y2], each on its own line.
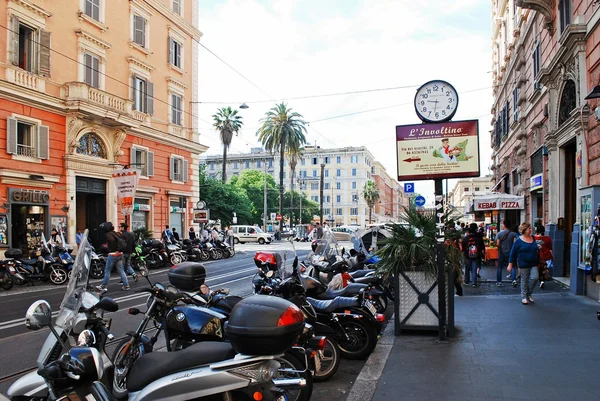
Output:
[365, 283, 600, 400]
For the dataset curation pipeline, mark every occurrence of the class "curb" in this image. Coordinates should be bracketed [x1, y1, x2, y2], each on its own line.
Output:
[345, 315, 395, 401]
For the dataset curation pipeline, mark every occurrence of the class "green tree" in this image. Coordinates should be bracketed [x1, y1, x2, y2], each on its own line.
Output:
[199, 166, 252, 226]
[362, 180, 380, 224]
[212, 107, 243, 183]
[232, 170, 278, 225]
[281, 190, 319, 226]
[256, 103, 307, 232]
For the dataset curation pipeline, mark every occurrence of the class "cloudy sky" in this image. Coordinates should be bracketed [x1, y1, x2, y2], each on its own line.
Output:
[195, 0, 493, 202]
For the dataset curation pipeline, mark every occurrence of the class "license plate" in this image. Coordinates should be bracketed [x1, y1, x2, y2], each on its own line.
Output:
[364, 300, 377, 316]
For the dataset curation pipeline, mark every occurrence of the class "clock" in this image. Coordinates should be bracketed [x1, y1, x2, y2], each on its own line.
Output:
[414, 80, 459, 123]
[196, 201, 206, 209]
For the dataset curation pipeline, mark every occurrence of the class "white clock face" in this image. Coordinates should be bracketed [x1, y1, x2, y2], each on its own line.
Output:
[414, 80, 459, 123]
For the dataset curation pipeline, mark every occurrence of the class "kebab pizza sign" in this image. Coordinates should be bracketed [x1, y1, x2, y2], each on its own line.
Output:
[474, 199, 523, 211]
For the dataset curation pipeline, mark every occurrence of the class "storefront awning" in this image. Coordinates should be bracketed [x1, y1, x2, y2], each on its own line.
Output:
[490, 173, 508, 192]
[473, 193, 524, 211]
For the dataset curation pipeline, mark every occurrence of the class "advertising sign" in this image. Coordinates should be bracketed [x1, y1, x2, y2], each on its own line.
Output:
[530, 173, 543, 191]
[112, 168, 139, 216]
[396, 120, 480, 181]
[474, 194, 524, 211]
[193, 209, 209, 223]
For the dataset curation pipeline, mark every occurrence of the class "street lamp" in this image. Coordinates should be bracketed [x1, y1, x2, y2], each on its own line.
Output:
[331, 176, 336, 227]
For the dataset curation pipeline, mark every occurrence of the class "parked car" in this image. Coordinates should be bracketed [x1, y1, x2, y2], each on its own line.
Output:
[330, 226, 358, 241]
[231, 225, 273, 244]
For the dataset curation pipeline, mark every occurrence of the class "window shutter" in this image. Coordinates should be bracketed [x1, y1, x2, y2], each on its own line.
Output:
[85, 54, 92, 85]
[168, 37, 174, 64]
[7, 117, 17, 154]
[131, 75, 137, 104]
[146, 81, 154, 115]
[130, 146, 136, 167]
[147, 151, 154, 176]
[183, 159, 188, 182]
[10, 16, 19, 65]
[39, 30, 51, 77]
[176, 42, 181, 67]
[92, 56, 99, 88]
[37, 125, 49, 159]
[170, 156, 175, 180]
[140, 18, 146, 47]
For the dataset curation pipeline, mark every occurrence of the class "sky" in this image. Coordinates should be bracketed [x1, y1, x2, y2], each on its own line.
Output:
[195, 0, 493, 204]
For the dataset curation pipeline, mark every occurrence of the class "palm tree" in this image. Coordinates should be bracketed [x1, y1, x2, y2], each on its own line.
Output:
[256, 103, 307, 232]
[213, 107, 243, 183]
[362, 180, 380, 224]
[287, 148, 301, 224]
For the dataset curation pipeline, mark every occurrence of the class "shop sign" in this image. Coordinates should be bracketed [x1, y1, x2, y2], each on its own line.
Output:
[474, 197, 524, 211]
[9, 188, 50, 204]
[396, 120, 480, 181]
[530, 173, 543, 191]
[170, 206, 185, 213]
[193, 209, 209, 223]
[112, 169, 139, 216]
[134, 204, 151, 212]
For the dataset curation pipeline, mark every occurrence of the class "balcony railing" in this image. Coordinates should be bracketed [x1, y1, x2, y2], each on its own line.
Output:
[17, 144, 35, 158]
[5, 66, 45, 92]
[63, 82, 132, 115]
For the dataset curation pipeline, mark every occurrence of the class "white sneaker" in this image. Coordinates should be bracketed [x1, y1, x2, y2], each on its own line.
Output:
[539, 281, 545, 289]
[521, 298, 528, 305]
[512, 280, 518, 287]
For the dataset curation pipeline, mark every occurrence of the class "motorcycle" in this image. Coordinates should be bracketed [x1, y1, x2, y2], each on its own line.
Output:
[139, 239, 167, 269]
[0, 259, 15, 290]
[89, 245, 107, 279]
[3, 237, 69, 285]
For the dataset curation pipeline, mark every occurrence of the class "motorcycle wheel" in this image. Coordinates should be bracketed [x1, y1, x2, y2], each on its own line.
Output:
[276, 352, 313, 401]
[90, 260, 105, 279]
[112, 337, 145, 400]
[12, 273, 28, 286]
[336, 318, 377, 360]
[313, 337, 341, 382]
[170, 253, 183, 265]
[49, 265, 68, 285]
[211, 249, 223, 260]
[199, 250, 210, 261]
[0, 273, 13, 290]
[227, 248, 235, 257]
[134, 259, 148, 276]
[180, 252, 188, 262]
[146, 253, 162, 269]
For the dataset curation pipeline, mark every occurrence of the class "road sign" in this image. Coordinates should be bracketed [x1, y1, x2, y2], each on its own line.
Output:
[276, 214, 282, 221]
[415, 195, 426, 207]
[396, 120, 480, 181]
[404, 183, 415, 193]
[270, 212, 276, 221]
[193, 209, 209, 224]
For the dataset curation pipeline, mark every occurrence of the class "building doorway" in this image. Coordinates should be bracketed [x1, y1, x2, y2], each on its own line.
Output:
[562, 141, 577, 277]
[76, 177, 106, 248]
[10, 204, 46, 256]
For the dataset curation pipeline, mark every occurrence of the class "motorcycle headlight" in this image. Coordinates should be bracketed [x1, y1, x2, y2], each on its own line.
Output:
[8, 266, 15, 273]
[229, 360, 280, 383]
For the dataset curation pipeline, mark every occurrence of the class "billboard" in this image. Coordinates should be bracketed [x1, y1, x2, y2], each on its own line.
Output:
[112, 168, 139, 216]
[396, 120, 480, 181]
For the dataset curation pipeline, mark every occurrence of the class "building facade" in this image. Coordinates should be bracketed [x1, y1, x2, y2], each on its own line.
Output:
[448, 176, 496, 220]
[201, 145, 405, 227]
[490, 0, 600, 295]
[0, 0, 206, 253]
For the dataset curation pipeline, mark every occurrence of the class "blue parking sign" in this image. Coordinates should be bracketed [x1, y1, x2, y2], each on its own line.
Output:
[404, 183, 415, 193]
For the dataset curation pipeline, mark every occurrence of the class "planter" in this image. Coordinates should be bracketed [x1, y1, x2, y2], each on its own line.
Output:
[394, 270, 454, 336]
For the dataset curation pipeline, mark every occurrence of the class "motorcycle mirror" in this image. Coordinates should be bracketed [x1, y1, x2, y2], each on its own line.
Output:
[266, 270, 274, 278]
[140, 268, 148, 277]
[200, 283, 210, 295]
[93, 297, 119, 313]
[25, 300, 52, 330]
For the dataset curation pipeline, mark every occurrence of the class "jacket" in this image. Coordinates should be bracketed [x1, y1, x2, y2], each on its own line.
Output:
[461, 232, 485, 259]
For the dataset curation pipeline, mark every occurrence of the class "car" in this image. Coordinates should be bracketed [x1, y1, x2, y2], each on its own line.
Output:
[330, 226, 357, 241]
[231, 225, 273, 244]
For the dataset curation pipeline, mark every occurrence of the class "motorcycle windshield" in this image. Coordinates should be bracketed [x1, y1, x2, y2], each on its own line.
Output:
[40, 233, 52, 253]
[278, 238, 298, 280]
[54, 229, 92, 333]
[311, 231, 340, 263]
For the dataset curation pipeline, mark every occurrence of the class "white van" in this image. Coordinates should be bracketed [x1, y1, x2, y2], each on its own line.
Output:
[231, 225, 273, 244]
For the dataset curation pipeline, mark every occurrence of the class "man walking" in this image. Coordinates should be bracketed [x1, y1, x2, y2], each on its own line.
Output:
[97, 222, 129, 292]
[315, 222, 324, 239]
[162, 225, 174, 243]
[496, 220, 517, 287]
[119, 223, 138, 283]
[462, 223, 485, 287]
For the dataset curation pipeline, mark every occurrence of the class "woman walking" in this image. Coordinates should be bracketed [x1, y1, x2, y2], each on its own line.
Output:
[507, 222, 540, 305]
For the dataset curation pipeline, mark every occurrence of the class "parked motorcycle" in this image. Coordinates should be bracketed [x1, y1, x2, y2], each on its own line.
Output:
[0, 259, 15, 290]
[139, 239, 167, 269]
[3, 240, 69, 285]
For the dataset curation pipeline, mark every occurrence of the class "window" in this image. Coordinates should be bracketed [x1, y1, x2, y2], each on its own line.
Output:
[85, 0, 100, 21]
[324, 156, 330, 164]
[312, 170, 317, 177]
[350, 208, 358, 216]
[352, 194, 359, 202]
[233, 161, 238, 169]
[76, 132, 106, 158]
[210, 163, 214, 170]
[245, 160, 250, 168]
[168, 37, 182, 68]
[18, 24, 35, 72]
[173, 0, 182, 15]
[486, 187, 490, 191]
[283, 172, 286, 179]
[352, 182, 357, 190]
[512, 169, 520, 188]
[533, 42, 541, 89]
[84, 53, 100, 88]
[351, 155, 358, 163]
[312, 157, 318, 165]
[531, 148, 543, 176]
[257, 160, 261, 168]
[336, 169, 342, 177]
[336, 182, 341, 190]
[268, 159, 273, 168]
[558, 80, 577, 126]
[14, 122, 35, 158]
[464, 187, 470, 192]
[171, 94, 182, 125]
[170, 156, 188, 182]
[352, 168, 357, 176]
[133, 15, 147, 47]
[311, 196, 318, 202]
[324, 183, 330, 190]
[301, 170, 307, 178]
[131, 147, 154, 177]
[132, 76, 154, 114]
[336, 195, 341, 203]
[513, 87, 519, 122]
[325, 169, 329, 177]
[371, 166, 376, 174]
[311, 183, 318, 190]
[336, 156, 341, 163]
[324, 208, 330, 215]
[9, 17, 51, 77]
[301, 158, 306, 165]
[475, 187, 480, 192]
[559, 0, 571, 33]
[336, 208, 342, 216]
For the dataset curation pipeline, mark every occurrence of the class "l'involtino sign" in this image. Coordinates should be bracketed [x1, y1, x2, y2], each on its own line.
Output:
[112, 168, 139, 216]
[396, 120, 480, 181]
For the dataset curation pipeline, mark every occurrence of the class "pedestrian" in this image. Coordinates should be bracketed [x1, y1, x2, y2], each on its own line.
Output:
[316, 222, 324, 239]
[75, 229, 83, 246]
[49, 228, 63, 248]
[534, 224, 553, 289]
[211, 226, 219, 241]
[119, 223, 138, 282]
[97, 222, 129, 292]
[189, 227, 197, 241]
[226, 226, 234, 248]
[172, 227, 180, 242]
[462, 223, 485, 287]
[162, 225, 174, 243]
[496, 220, 517, 287]
[508, 222, 540, 305]
[201, 226, 209, 242]
[445, 222, 464, 296]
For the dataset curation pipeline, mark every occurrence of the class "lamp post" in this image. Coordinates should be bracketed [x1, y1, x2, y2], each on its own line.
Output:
[331, 176, 336, 227]
[297, 179, 304, 226]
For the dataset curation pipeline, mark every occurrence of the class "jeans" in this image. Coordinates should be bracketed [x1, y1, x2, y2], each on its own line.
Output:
[497, 253, 508, 282]
[123, 254, 136, 276]
[464, 259, 480, 285]
[101, 254, 128, 287]
[520, 266, 539, 299]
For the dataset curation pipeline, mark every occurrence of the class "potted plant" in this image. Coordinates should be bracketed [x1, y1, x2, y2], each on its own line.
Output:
[375, 205, 463, 336]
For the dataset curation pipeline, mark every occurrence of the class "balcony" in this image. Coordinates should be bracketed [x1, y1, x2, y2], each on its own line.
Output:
[5, 66, 46, 92]
[515, 0, 553, 32]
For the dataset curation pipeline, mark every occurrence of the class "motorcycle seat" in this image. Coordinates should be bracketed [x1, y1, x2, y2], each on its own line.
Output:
[127, 341, 235, 392]
[354, 276, 380, 286]
[307, 296, 360, 313]
[349, 269, 374, 279]
[19, 259, 38, 266]
[316, 283, 367, 300]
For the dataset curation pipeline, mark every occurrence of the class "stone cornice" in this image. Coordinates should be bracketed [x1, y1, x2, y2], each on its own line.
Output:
[166, 77, 188, 91]
[75, 29, 112, 50]
[127, 56, 155, 73]
[515, 0, 554, 32]
[144, 0, 203, 40]
[8, 0, 53, 18]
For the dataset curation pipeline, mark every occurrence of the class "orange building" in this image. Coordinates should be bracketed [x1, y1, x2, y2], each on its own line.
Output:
[370, 161, 404, 223]
[0, 0, 206, 252]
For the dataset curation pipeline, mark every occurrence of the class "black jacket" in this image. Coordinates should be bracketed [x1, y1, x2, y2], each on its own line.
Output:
[105, 231, 119, 253]
[121, 230, 135, 254]
[462, 232, 486, 259]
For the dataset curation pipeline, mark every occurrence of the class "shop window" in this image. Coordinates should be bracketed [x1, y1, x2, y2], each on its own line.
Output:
[6, 117, 49, 160]
[132, 76, 154, 114]
[77, 133, 106, 158]
[170, 156, 188, 182]
[558, 80, 576, 126]
[168, 37, 182, 69]
[132, 198, 150, 231]
[131, 146, 154, 177]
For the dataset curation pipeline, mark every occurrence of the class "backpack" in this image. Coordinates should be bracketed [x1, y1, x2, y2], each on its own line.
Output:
[467, 235, 480, 259]
[113, 232, 128, 253]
